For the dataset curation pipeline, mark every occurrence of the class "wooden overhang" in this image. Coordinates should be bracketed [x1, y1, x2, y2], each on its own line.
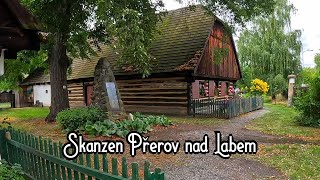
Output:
[0, 0, 42, 59]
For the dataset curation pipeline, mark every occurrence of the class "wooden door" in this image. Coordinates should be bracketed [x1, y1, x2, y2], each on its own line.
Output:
[86, 85, 93, 106]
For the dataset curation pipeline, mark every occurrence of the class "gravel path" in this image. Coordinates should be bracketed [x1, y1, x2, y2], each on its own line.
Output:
[148, 108, 314, 180]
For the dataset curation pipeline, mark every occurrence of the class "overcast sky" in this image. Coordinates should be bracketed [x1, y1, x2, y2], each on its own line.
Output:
[162, 0, 319, 68]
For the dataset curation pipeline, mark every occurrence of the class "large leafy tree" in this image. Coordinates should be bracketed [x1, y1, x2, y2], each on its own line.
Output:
[20, 0, 276, 121]
[0, 50, 47, 91]
[237, 0, 302, 89]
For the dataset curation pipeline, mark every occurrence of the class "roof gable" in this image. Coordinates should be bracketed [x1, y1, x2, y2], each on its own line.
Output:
[194, 21, 242, 81]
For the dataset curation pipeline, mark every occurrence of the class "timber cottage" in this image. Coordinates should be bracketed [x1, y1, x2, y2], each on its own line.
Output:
[20, 6, 242, 115]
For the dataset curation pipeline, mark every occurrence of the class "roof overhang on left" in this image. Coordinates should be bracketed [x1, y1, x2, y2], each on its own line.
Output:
[0, 0, 43, 59]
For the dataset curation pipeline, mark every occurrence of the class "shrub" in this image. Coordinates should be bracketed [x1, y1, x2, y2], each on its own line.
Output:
[57, 106, 106, 132]
[0, 160, 24, 180]
[262, 95, 272, 103]
[250, 78, 269, 95]
[294, 73, 320, 127]
[84, 113, 173, 137]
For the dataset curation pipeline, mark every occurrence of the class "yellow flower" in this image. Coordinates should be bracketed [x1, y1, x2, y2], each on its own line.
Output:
[250, 78, 269, 95]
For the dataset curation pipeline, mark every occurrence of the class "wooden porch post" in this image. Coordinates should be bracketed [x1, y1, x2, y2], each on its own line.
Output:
[221, 82, 227, 96]
[208, 81, 215, 97]
[192, 80, 200, 99]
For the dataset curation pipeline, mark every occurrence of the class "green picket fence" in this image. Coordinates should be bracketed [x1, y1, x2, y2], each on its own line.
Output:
[191, 96, 263, 119]
[0, 129, 165, 180]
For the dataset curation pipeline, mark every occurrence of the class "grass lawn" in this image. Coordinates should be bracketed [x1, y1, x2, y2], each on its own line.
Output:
[256, 144, 320, 179]
[0, 103, 11, 108]
[0, 107, 66, 141]
[247, 103, 320, 141]
[247, 103, 320, 179]
[0, 107, 49, 120]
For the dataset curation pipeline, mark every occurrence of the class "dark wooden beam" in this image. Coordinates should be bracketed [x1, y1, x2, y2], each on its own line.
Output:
[192, 73, 240, 81]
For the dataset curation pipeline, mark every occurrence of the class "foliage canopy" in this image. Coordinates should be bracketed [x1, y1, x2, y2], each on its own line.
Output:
[0, 50, 47, 91]
[237, 0, 302, 90]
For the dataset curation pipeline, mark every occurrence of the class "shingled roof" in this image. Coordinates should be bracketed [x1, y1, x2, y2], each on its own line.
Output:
[22, 5, 215, 85]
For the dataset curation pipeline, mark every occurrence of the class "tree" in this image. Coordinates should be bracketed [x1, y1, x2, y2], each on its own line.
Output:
[269, 74, 287, 103]
[237, 0, 302, 88]
[297, 67, 317, 86]
[0, 50, 47, 91]
[21, 0, 276, 121]
[315, 53, 320, 69]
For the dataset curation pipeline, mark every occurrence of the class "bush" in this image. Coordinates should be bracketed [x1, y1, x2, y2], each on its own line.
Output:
[262, 95, 272, 103]
[295, 72, 320, 127]
[0, 160, 24, 180]
[57, 106, 106, 132]
[84, 113, 173, 137]
[250, 78, 269, 95]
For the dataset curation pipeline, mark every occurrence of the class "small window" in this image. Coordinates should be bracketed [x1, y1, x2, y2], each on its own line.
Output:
[69, 90, 72, 94]
[45, 90, 48, 94]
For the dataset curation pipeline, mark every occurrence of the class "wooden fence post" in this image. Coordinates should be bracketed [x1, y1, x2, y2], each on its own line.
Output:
[0, 129, 9, 161]
[192, 100, 196, 117]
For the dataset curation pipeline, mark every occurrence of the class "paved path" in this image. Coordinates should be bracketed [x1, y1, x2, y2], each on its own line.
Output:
[149, 108, 314, 180]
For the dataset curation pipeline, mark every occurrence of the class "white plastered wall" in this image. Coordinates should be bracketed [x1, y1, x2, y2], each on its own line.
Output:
[33, 84, 51, 106]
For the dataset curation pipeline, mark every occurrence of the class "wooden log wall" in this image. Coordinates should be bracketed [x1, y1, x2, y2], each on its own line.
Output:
[67, 83, 85, 107]
[116, 76, 189, 115]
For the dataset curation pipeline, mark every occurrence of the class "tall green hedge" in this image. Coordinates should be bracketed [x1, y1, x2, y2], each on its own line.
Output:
[295, 71, 320, 127]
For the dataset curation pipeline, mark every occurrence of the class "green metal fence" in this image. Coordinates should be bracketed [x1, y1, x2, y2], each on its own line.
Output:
[0, 129, 165, 180]
[191, 96, 264, 119]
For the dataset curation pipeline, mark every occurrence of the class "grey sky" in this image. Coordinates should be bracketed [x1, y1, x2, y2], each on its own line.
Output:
[162, 0, 319, 67]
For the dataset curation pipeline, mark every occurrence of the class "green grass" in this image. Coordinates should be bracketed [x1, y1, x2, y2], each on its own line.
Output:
[0, 107, 64, 141]
[256, 144, 320, 179]
[247, 103, 320, 141]
[246, 103, 320, 179]
[0, 103, 11, 109]
[0, 107, 49, 120]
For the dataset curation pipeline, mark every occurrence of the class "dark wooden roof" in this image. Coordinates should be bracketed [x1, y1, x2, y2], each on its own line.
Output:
[22, 68, 50, 85]
[0, 0, 41, 59]
[1, 0, 41, 30]
[22, 6, 227, 85]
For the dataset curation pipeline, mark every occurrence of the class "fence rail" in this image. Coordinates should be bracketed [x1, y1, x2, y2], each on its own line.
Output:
[191, 96, 263, 118]
[0, 129, 164, 180]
